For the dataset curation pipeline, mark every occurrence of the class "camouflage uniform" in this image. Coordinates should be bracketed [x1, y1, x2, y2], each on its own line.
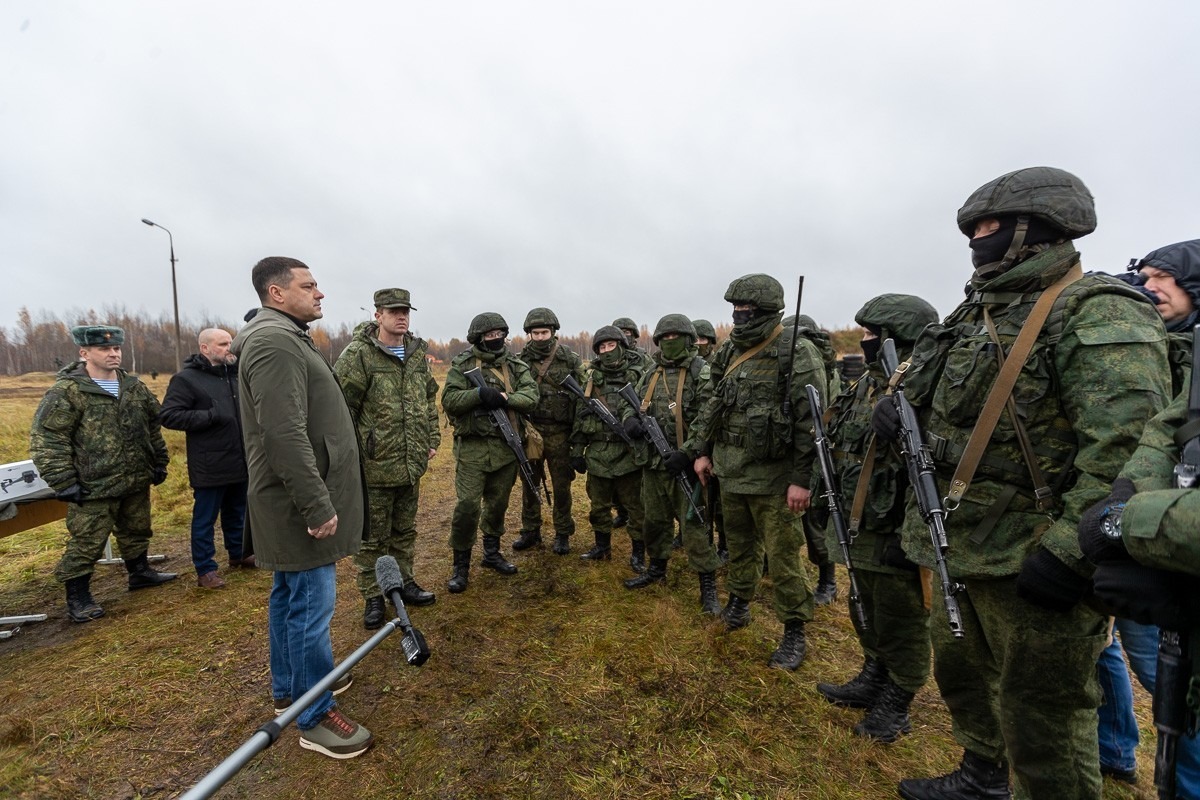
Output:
[334, 317, 440, 603]
[613, 316, 654, 371]
[31, 360, 169, 583]
[896, 168, 1170, 800]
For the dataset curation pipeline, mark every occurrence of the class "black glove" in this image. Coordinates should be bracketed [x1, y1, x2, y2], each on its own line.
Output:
[663, 450, 692, 478]
[569, 456, 588, 474]
[1092, 562, 1189, 629]
[478, 386, 507, 410]
[1015, 548, 1090, 611]
[622, 416, 645, 440]
[881, 536, 919, 572]
[55, 483, 89, 505]
[152, 467, 169, 486]
[1077, 477, 1136, 564]
[870, 399, 901, 442]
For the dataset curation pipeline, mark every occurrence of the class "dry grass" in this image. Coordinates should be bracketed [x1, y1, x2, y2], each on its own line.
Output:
[0, 372, 1154, 799]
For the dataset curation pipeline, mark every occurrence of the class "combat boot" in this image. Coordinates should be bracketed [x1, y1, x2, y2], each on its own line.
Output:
[813, 563, 838, 606]
[580, 532, 612, 561]
[126, 553, 178, 590]
[720, 595, 751, 630]
[400, 579, 436, 607]
[480, 535, 518, 575]
[698, 571, 721, 616]
[817, 657, 889, 709]
[363, 596, 386, 630]
[629, 539, 647, 573]
[511, 529, 543, 551]
[768, 620, 807, 670]
[898, 750, 1011, 800]
[65, 575, 104, 623]
[624, 558, 667, 589]
[447, 549, 472, 593]
[552, 533, 570, 555]
[853, 679, 914, 742]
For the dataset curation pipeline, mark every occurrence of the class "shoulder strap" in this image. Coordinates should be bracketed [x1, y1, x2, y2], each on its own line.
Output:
[726, 325, 783, 375]
[534, 341, 559, 384]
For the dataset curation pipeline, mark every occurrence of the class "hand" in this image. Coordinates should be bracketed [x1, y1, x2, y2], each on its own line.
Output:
[1077, 478, 1136, 564]
[870, 399, 901, 442]
[208, 407, 230, 425]
[1015, 548, 1090, 611]
[694, 455, 714, 486]
[428, 448, 437, 460]
[787, 484, 811, 514]
[622, 416, 645, 440]
[663, 450, 692, 477]
[308, 514, 339, 539]
[152, 467, 169, 486]
[478, 386, 507, 409]
[1092, 562, 1189, 629]
[569, 456, 588, 474]
[881, 536, 919, 572]
[55, 483, 89, 505]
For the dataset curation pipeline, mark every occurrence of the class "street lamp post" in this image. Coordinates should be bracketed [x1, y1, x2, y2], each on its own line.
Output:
[141, 218, 182, 373]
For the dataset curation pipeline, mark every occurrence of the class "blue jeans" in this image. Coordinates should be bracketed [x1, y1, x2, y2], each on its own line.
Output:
[1097, 619, 1200, 799]
[269, 564, 337, 730]
[190, 483, 247, 575]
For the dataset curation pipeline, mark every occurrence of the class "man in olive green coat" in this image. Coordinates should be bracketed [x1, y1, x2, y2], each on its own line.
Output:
[335, 288, 441, 629]
[688, 274, 827, 671]
[879, 168, 1170, 800]
[234, 256, 372, 759]
[30, 324, 176, 623]
[441, 312, 539, 593]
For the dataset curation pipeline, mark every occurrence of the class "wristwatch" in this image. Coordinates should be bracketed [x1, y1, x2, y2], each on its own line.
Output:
[1099, 501, 1126, 540]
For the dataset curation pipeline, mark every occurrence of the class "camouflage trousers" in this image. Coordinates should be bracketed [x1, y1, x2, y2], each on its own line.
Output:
[722, 491, 813, 624]
[449, 445, 518, 553]
[850, 567, 930, 693]
[520, 427, 576, 537]
[643, 470, 718, 573]
[356, 483, 422, 600]
[800, 512, 831, 566]
[585, 470, 643, 544]
[931, 576, 1105, 800]
[55, 490, 154, 582]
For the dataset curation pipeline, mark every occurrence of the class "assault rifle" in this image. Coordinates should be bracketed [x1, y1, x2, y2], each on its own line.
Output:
[463, 367, 548, 505]
[806, 383, 869, 631]
[879, 338, 965, 639]
[616, 382, 706, 526]
[559, 374, 634, 446]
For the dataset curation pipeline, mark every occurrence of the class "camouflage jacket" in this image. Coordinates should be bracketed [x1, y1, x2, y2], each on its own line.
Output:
[899, 243, 1170, 578]
[569, 355, 645, 478]
[334, 321, 441, 487]
[441, 345, 538, 465]
[30, 363, 169, 499]
[519, 337, 584, 430]
[625, 349, 711, 472]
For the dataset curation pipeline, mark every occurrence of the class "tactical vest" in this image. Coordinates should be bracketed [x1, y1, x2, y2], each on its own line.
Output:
[712, 330, 793, 462]
[826, 370, 906, 534]
[448, 351, 524, 439]
[642, 356, 706, 450]
[525, 341, 578, 427]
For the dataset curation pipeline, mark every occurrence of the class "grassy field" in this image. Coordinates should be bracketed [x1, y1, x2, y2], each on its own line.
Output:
[0, 372, 1156, 799]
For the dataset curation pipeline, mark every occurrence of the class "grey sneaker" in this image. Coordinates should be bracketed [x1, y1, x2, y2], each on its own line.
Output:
[273, 672, 353, 714]
[299, 708, 374, 760]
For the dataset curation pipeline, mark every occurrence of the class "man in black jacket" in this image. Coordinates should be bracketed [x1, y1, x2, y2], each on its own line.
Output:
[161, 328, 252, 588]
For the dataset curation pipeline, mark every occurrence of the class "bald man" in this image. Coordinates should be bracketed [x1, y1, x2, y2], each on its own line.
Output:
[161, 328, 252, 588]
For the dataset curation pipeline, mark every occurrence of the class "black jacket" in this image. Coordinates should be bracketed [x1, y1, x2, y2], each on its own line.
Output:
[160, 353, 248, 488]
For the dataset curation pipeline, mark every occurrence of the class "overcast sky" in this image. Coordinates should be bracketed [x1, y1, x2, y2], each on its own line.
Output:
[4, 2, 1198, 346]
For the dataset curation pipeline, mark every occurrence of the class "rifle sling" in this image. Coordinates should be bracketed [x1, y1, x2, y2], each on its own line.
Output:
[475, 356, 521, 433]
[1173, 418, 1200, 450]
[640, 364, 690, 448]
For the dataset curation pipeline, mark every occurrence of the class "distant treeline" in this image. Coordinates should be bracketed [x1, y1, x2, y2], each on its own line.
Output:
[0, 306, 864, 376]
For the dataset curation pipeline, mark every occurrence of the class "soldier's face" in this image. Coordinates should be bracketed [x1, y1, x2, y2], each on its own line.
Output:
[695, 336, 711, 346]
[270, 268, 324, 322]
[375, 307, 410, 337]
[528, 328, 553, 342]
[972, 219, 1001, 238]
[1140, 266, 1195, 324]
[81, 344, 121, 371]
[598, 340, 618, 354]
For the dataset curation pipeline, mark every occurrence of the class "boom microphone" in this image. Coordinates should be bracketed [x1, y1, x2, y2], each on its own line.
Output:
[374, 556, 431, 666]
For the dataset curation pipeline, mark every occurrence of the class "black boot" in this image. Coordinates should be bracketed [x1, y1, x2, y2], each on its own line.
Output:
[853, 679, 914, 743]
[511, 529, 543, 551]
[629, 540, 646, 573]
[552, 533, 570, 556]
[447, 549, 472, 593]
[813, 563, 838, 606]
[400, 579, 436, 607]
[363, 596, 386, 630]
[481, 535, 518, 575]
[698, 572, 721, 615]
[898, 750, 1012, 800]
[720, 595, 751, 630]
[624, 558, 666, 589]
[125, 553, 177, 590]
[581, 532, 612, 561]
[768, 620, 807, 670]
[65, 575, 104, 623]
[816, 657, 889, 709]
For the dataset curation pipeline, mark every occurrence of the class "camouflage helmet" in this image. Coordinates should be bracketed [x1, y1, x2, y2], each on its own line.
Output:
[652, 313, 697, 344]
[612, 317, 638, 334]
[691, 319, 716, 340]
[723, 273, 786, 312]
[592, 325, 627, 354]
[855, 294, 939, 344]
[956, 167, 1096, 239]
[523, 307, 560, 332]
[467, 312, 509, 345]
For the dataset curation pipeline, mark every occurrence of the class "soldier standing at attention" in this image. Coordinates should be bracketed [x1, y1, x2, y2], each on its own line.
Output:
[688, 274, 827, 670]
[334, 288, 441, 629]
[31, 324, 176, 623]
[440, 313, 539, 593]
[874, 168, 1170, 799]
[513, 307, 584, 555]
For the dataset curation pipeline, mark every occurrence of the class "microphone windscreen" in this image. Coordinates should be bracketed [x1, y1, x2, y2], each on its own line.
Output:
[374, 555, 405, 596]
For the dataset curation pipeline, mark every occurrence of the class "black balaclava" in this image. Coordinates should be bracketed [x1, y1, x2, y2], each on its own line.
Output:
[481, 337, 505, 353]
